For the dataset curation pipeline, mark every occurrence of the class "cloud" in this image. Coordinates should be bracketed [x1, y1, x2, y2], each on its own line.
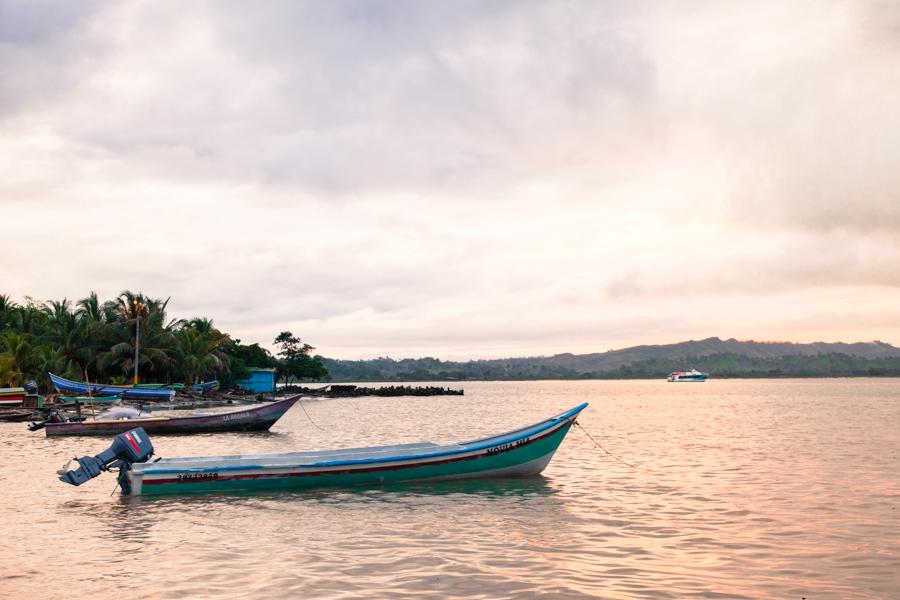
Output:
[2, 1, 661, 197]
[1, 1, 900, 358]
[0, 1, 106, 118]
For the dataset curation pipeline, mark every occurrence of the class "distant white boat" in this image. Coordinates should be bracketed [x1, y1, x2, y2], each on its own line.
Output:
[667, 369, 708, 382]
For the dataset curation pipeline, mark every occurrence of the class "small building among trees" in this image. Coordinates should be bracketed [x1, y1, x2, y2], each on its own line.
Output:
[236, 367, 276, 393]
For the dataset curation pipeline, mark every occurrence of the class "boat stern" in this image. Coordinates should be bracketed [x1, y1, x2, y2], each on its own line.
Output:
[58, 428, 154, 489]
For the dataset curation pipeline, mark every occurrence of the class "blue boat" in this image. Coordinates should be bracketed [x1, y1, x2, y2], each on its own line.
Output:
[59, 403, 588, 496]
[49, 373, 176, 400]
[191, 380, 219, 393]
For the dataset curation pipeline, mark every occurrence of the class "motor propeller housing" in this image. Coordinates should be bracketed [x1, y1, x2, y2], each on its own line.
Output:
[59, 428, 154, 486]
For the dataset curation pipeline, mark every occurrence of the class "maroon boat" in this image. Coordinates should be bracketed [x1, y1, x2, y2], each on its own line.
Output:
[39, 396, 301, 437]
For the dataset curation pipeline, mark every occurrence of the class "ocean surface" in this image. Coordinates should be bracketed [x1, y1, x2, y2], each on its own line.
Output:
[2, 379, 899, 599]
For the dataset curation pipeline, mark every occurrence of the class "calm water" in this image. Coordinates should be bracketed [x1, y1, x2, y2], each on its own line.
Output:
[2, 379, 899, 599]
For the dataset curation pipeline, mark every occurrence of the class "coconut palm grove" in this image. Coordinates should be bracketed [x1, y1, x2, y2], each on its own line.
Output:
[0, 291, 327, 390]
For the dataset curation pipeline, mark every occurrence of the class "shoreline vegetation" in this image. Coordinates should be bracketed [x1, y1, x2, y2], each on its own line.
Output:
[319, 338, 900, 382]
[0, 291, 326, 392]
[3, 292, 900, 389]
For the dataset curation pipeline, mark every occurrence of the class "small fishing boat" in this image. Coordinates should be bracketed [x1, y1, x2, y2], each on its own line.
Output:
[191, 380, 220, 393]
[56, 395, 123, 405]
[49, 373, 176, 400]
[0, 387, 26, 406]
[0, 408, 39, 422]
[131, 381, 218, 392]
[59, 403, 588, 496]
[667, 369, 709, 382]
[34, 395, 300, 436]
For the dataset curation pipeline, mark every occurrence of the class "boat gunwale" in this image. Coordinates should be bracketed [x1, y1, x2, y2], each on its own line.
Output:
[138, 402, 588, 475]
[42, 395, 302, 434]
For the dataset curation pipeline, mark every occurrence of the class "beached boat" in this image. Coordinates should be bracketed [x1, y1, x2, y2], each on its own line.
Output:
[0, 387, 26, 406]
[58, 402, 588, 495]
[191, 380, 220, 393]
[57, 395, 122, 405]
[0, 408, 39, 422]
[49, 373, 176, 400]
[132, 381, 218, 392]
[35, 395, 300, 436]
[667, 369, 709, 382]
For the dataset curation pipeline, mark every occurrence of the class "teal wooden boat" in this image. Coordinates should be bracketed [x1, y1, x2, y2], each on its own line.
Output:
[58, 395, 122, 405]
[59, 403, 588, 496]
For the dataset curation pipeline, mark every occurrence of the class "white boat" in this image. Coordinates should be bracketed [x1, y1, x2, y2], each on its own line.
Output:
[667, 369, 708, 382]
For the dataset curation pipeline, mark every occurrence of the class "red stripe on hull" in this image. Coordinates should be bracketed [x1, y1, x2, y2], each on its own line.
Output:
[143, 420, 570, 486]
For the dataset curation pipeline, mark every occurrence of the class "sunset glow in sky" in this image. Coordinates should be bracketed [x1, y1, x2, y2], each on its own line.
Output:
[3, 1, 900, 358]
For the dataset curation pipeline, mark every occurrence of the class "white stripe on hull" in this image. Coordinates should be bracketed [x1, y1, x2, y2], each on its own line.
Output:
[415, 451, 557, 483]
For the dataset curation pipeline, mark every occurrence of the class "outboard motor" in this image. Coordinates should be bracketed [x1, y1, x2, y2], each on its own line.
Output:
[59, 428, 154, 487]
[24, 380, 38, 394]
[29, 409, 68, 431]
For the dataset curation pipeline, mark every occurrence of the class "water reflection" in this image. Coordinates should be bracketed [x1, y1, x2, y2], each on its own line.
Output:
[3, 379, 900, 599]
[107, 474, 558, 506]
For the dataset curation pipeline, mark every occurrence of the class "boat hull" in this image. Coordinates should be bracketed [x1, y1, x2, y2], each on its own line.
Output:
[667, 369, 709, 382]
[0, 388, 26, 406]
[49, 373, 176, 400]
[127, 404, 585, 496]
[0, 409, 38, 422]
[43, 396, 300, 437]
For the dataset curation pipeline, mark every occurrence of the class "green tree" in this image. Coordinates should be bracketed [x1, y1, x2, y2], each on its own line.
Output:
[40, 298, 93, 380]
[97, 291, 177, 382]
[174, 328, 231, 384]
[0, 331, 37, 386]
[0, 294, 17, 332]
[221, 339, 277, 385]
[173, 319, 231, 384]
[273, 331, 328, 383]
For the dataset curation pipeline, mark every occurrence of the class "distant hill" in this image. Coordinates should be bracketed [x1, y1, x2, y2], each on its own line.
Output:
[320, 337, 900, 381]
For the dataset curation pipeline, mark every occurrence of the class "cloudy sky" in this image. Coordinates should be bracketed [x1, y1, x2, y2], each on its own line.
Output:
[2, 0, 900, 359]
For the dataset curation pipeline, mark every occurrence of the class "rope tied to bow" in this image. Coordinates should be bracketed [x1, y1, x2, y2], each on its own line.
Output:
[574, 420, 649, 472]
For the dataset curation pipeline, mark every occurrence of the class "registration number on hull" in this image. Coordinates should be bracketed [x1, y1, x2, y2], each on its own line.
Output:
[485, 437, 529, 456]
[175, 472, 219, 482]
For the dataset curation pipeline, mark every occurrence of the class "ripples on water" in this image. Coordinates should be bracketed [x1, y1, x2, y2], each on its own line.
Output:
[1, 379, 899, 598]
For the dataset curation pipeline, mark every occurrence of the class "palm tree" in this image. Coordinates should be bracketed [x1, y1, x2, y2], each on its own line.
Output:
[0, 294, 17, 332]
[75, 291, 111, 379]
[6, 299, 47, 336]
[174, 327, 231, 385]
[40, 299, 92, 380]
[0, 353, 18, 387]
[0, 331, 37, 386]
[76, 292, 104, 323]
[97, 291, 178, 381]
[0, 293, 16, 311]
[187, 317, 216, 335]
[33, 344, 67, 388]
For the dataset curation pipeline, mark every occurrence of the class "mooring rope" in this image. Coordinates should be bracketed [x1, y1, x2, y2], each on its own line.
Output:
[297, 397, 327, 432]
[574, 421, 649, 472]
